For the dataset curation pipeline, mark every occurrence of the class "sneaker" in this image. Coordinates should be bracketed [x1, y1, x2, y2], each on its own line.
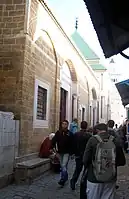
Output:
[58, 179, 65, 187]
[70, 179, 75, 190]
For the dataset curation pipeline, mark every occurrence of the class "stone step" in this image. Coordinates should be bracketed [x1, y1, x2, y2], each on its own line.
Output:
[15, 153, 38, 164]
[0, 173, 14, 189]
[14, 158, 51, 184]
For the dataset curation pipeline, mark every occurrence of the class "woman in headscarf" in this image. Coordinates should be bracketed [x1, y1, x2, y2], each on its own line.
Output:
[39, 133, 55, 158]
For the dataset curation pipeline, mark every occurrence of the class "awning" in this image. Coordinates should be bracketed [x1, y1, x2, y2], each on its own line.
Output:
[83, 0, 129, 58]
[116, 79, 129, 107]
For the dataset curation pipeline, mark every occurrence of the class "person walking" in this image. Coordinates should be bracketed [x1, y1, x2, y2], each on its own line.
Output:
[120, 124, 128, 153]
[115, 124, 118, 130]
[69, 118, 78, 134]
[87, 127, 93, 135]
[107, 119, 124, 147]
[107, 120, 116, 136]
[51, 120, 73, 186]
[70, 121, 91, 190]
[83, 123, 126, 199]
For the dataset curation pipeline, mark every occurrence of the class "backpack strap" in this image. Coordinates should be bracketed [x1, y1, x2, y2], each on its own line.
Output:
[109, 135, 114, 142]
[94, 135, 103, 143]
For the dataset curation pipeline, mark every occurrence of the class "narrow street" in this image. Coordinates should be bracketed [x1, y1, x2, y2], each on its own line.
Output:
[0, 157, 129, 199]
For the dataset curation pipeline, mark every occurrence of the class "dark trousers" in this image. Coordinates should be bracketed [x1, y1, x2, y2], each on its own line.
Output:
[71, 156, 83, 184]
[80, 169, 87, 199]
[124, 141, 128, 153]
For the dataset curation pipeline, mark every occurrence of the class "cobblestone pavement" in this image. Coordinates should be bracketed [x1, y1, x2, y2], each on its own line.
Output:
[0, 157, 129, 199]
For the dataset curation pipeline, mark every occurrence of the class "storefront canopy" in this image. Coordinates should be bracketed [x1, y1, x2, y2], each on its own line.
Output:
[116, 79, 129, 107]
[83, 0, 129, 58]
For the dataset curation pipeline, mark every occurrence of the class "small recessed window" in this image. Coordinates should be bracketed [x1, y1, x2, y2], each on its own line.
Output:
[33, 79, 50, 128]
[37, 86, 47, 120]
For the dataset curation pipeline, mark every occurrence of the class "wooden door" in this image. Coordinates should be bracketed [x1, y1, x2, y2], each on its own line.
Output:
[60, 88, 67, 126]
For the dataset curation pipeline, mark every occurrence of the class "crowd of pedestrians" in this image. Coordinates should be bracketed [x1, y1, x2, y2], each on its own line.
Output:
[39, 118, 127, 199]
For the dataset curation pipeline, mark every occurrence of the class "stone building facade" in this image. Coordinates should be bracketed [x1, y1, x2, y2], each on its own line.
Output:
[108, 61, 125, 125]
[71, 31, 111, 125]
[0, 0, 109, 157]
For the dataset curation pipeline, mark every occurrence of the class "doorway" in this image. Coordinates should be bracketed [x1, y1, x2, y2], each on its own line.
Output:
[93, 107, 96, 127]
[89, 106, 92, 125]
[82, 107, 85, 121]
[72, 95, 74, 120]
[60, 88, 67, 126]
[97, 101, 99, 123]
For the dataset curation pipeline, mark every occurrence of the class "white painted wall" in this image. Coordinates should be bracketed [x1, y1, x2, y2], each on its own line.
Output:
[94, 70, 111, 123]
[110, 83, 125, 125]
[108, 63, 126, 126]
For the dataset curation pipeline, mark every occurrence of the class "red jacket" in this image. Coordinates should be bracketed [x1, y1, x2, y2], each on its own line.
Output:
[39, 137, 52, 158]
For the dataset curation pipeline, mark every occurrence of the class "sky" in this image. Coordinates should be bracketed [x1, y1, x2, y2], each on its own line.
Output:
[46, 0, 129, 81]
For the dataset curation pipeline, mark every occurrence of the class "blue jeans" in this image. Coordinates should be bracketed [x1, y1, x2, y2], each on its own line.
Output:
[59, 154, 69, 182]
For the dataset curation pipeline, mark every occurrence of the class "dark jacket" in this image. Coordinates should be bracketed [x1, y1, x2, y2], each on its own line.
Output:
[108, 127, 124, 147]
[73, 130, 91, 157]
[83, 133, 126, 183]
[108, 127, 116, 136]
[51, 129, 73, 154]
[118, 125, 127, 143]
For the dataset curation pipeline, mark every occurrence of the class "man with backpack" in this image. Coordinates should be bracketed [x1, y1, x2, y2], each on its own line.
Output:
[70, 121, 91, 190]
[83, 123, 126, 199]
[51, 120, 73, 186]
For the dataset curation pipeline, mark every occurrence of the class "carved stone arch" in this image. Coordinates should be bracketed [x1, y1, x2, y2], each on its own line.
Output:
[92, 88, 97, 100]
[65, 59, 77, 83]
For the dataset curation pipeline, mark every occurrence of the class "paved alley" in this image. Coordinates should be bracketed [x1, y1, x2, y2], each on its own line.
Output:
[0, 158, 129, 199]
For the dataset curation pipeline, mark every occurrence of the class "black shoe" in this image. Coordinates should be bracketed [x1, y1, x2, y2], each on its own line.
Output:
[70, 179, 75, 190]
[58, 179, 65, 187]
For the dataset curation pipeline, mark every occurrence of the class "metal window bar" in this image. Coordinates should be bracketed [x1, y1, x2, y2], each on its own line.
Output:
[37, 86, 47, 120]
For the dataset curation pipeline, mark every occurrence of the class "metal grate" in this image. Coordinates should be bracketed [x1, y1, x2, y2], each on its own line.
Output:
[37, 86, 47, 120]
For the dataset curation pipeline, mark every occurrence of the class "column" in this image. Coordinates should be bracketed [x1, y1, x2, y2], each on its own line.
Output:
[72, 94, 78, 119]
